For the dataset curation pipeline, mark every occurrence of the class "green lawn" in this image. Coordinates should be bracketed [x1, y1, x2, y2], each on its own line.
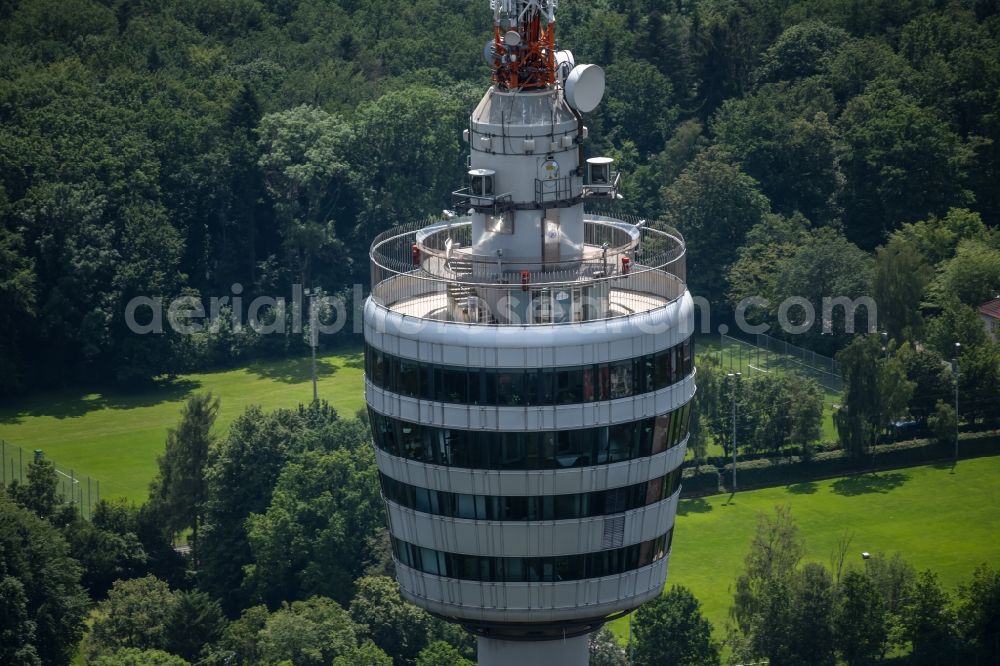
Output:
[0, 348, 366, 502]
[5, 345, 999, 646]
[610, 455, 1000, 641]
[2, 336, 841, 498]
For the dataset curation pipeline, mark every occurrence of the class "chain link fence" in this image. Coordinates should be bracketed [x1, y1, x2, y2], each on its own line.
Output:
[0, 439, 102, 519]
[719, 332, 844, 394]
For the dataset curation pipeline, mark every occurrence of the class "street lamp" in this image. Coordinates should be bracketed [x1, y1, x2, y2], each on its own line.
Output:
[305, 288, 319, 403]
[727, 372, 742, 492]
[953, 342, 961, 461]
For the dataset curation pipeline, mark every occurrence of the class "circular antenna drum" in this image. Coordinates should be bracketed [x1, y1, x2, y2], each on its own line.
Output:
[503, 30, 521, 47]
[565, 64, 605, 113]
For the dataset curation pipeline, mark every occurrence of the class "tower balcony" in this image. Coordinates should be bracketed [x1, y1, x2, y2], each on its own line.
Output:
[369, 214, 686, 326]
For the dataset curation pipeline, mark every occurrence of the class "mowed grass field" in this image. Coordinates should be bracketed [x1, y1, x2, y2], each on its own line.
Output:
[0, 348, 366, 501]
[0, 337, 838, 498]
[610, 455, 1000, 640]
[3, 344, 999, 643]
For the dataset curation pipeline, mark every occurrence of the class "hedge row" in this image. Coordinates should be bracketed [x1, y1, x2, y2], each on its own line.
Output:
[680, 432, 1000, 498]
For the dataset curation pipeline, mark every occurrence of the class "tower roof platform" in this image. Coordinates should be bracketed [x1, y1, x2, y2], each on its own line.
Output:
[370, 214, 686, 326]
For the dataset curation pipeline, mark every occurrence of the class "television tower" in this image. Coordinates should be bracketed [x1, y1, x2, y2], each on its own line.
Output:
[364, 1, 695, 663]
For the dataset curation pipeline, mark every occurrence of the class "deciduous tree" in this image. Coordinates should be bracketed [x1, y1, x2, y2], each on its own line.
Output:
[348, 575, 432, 664]
[88, 576, 177, 656]
[589, 627, 626, 666]
[873, 236, 930, 343]
[0, 492, 86, 665]
[835, 570, 888, 665]
[415, 641, 473, 666]
[245, 444, 381, 606]
[662, 148, 770, 302]
[257, 597, 359, 666]
[956, 564, 1000, 659]
[903, 570, 959, 663]
[632, 585, 719, 666]
[835, 335, 915, 458]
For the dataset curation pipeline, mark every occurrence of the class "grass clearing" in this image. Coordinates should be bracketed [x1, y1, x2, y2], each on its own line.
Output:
[4, 342, 998, 646]
[610, 455, 1000, 641]
[0, 348, 366, 501]
[2, 336, 841, 498]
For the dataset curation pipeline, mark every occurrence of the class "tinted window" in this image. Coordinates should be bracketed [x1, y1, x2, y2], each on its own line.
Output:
[379, 466, 683, 522]
[608, 360, 633, 399]
[369, 408, 691, 471]
[390, 532, 673, 583]
[364, 337, 695, 406]
[497, 370, 525, 406]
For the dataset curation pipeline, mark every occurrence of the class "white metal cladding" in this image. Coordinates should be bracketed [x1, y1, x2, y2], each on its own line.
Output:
[373, 434, 688, 496]
[395, 556, 669, 624]
[365, 373, 696, 431]
[363, 291, 695, 367]
[384, 489, 680, 558]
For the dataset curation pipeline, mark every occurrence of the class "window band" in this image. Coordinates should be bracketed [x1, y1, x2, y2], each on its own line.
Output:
[392, 531, 673, 583]
[365, 337, 694, 406]
[370, 405, 691, 470]
[381, 467, 682, 522]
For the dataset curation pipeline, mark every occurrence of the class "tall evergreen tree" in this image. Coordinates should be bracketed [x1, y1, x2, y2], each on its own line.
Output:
[149, 393, 220, 550]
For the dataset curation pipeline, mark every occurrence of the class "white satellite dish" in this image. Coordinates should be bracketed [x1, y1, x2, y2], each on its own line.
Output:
[503, 30, 521, 47]
[565, 64, 605, 113]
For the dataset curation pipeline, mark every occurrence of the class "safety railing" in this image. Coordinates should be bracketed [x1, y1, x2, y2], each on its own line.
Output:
[534, 175, 579, 206]
[451, 188, 515, 215]
[369, 214, 687, 326]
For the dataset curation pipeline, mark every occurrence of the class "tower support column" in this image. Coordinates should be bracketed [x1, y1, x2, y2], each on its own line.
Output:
[477, 635, 590, 666]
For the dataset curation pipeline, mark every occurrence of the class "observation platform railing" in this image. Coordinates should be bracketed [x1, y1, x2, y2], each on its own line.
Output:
[369, 215, 687, 326]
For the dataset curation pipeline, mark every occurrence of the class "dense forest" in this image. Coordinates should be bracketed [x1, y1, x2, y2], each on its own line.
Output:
[2, 0, 999, 397]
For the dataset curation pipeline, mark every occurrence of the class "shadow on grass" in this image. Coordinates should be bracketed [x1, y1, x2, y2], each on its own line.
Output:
[246, 356, 340, 384]
[830, 471, 910, 497]
[786, 481, 819, 495]
[339, 351, 365, 370]
[0, 377, 202, 424]
[676, 497, 713, 516]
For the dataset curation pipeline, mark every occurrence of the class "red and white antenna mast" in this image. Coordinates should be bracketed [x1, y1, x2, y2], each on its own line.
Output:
[488, 0, 558, 90]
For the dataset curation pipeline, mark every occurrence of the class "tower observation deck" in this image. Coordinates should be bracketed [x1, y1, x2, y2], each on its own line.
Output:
[363, 2, 695, 664]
